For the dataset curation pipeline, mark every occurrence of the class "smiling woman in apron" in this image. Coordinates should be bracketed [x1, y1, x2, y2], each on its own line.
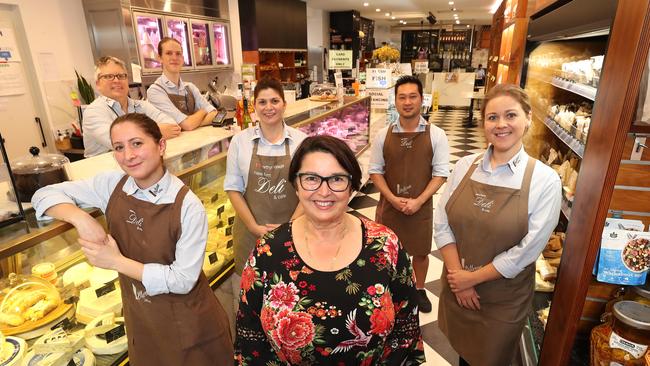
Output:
[32, 113, 233, 365]
[225, 77, 307, 308]
[433, 84, 562, 366]
[147, 37, 219, 131]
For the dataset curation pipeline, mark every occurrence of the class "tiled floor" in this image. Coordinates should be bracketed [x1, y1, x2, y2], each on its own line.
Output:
[348, 108, 487, 366]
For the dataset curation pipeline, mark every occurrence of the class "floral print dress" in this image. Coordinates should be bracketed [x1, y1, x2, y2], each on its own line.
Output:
[234, 216, 425, 366]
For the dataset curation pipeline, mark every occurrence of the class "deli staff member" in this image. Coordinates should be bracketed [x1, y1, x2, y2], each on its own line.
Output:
[82, 56, 180, 157]
[434, 84, 561, 366]
[225, 78, 307, 309]
[147, 37, 218, 130]
[369, 75, 450, 314]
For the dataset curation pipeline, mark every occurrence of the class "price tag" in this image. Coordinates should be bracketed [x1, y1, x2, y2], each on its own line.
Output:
[51, 318, 74, 331]
[95, 281, 116, 298]
[104, 324, 126, 344]
[208, 252, 219, 264]
[227, 239, 233, 249]
[366, 68, 391, 88]
[334, 71, 343, 89]
[414, 61, 429, 74]
[422, 93, 433, 107]
[226, 227, 233, 236]
[228, 216, 235, 226]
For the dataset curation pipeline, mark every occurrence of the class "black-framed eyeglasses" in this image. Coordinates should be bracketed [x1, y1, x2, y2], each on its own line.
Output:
[297, 173, 352, 192]
[99, 73, 128, 81]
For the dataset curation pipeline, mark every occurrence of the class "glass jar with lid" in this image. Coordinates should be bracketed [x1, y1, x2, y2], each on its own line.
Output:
[10, 146, 69, 202]
[605, 283, 650, 317]
[591, 300, 650, 365]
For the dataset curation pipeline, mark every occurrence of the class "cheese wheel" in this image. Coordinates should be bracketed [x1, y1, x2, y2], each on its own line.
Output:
[0, 336, 26, 366]
[21, 348, 94, 366]
[76, 287, 122, 325]
[62, 263, 93, 287]
[84, 314, 127, 355]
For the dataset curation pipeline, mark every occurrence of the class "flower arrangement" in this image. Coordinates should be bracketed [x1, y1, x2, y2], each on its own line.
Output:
[372, 45, 400, 62]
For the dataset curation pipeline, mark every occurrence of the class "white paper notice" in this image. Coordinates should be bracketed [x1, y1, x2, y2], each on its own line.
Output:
[368, 88, 390, 109]
[0, 27, 20, 62]
[399, 63, 413, 76]
[414, 61, 429, 74]
[131, 63, 142, 83]
[366, 68, 391, 89]
[0, 62, 26, 96]
[423, 93, 433, 107]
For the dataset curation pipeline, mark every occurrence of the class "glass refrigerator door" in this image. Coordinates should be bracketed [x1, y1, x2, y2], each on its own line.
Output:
[191, 21, 213, 68]
[165, 17, 193, 69]
[212, 22, 231, 66]
[133, 12, 164, 72]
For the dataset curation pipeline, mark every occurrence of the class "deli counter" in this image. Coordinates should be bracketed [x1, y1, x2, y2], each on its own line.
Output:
[0, 96, 370, 365]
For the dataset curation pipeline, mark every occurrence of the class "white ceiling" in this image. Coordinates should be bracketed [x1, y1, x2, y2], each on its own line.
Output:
[305, 0, 499, 26]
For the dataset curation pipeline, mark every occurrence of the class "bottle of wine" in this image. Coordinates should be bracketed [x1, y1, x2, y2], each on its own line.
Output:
[242, 98, 253, 129]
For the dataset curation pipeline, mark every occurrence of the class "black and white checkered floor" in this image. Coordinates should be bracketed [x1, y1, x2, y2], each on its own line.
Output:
[348, 108, 487, 365]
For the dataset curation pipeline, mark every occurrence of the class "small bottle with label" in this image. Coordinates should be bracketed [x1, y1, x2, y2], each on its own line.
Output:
[242, 98, 253, 129]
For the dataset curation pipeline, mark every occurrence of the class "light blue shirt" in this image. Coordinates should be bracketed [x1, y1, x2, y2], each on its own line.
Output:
[146, 74, 216, 123]
[31, 170, 208, 297]
[82, 96, 175, 157]
[224, 124, 307, 193]
[433, 146, 562, 278]
[369, 116, 451, 177]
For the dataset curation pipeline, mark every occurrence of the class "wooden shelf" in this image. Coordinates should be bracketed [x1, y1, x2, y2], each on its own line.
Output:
[542, 116, 586, 158]
[243, 49, 308, 82]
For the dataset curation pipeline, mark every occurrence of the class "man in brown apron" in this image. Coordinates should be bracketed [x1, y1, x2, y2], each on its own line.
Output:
[371, 76, 449, 313]
[232, 140, 299, 275]
[438, 155, 536, 366]
[106, 175, 233, 365]
[150, 83, 196, 116]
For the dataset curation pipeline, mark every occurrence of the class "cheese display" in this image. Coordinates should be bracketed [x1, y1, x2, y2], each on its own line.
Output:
[0, 332, 26, 366]
[83, 313, 127, 355]
[87, 268, 118, 288]
[22, 328, 94, 366]
[76, 285, 122, 325]
[0, 275, 62, 333]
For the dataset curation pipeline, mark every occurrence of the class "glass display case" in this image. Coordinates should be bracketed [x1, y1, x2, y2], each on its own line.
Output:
[285, 96, 371, 156]
[212, 23, 230, 66]
[165, 17, 192, 68]
[191, 21, 213, 68]
[133, 12, 164, 72]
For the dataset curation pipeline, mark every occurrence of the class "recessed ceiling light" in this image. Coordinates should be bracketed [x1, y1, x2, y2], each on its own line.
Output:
[449, 1, 454, 4]
[391, 16, 396, 19]
[452, 7, 457, 11]
[466, 24, 470, 28]
[385, 12, 390, 16]
[455, 20, 460, 24]
[454, 14, 459, 17]
[403, 21, 407, 24]
[363, 2, 369, 6]
[376, 8, 381, 12]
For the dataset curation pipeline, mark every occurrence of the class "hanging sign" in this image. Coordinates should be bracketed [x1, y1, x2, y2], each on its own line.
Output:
[328, 50, 353, 69]
[366, 68, 391, 89]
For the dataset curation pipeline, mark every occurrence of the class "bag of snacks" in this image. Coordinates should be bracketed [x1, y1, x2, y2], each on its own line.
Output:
[596, 230, 650, 285]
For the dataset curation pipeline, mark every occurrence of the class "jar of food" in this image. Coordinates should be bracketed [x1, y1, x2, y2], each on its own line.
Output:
[11, 146, 69, 202]
[591, 301, 650, 365]
[605, 283, 650, 317]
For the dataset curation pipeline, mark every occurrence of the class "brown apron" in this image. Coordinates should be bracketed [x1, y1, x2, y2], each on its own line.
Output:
[153, 83, 196, 115]
[438, 154, 536, 366]
[106, 175, 233, 366]
[232, 139, 299, 274]
[375, 124, 434, 256]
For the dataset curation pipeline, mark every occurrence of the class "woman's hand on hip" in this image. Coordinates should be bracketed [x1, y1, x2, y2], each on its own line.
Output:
[447, 269, 478, 292]
[78, 234, 124, 270]
[455, 287, 481, 311]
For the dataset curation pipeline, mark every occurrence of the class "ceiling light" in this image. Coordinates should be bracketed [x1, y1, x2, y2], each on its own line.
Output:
[454, 13, 458, 17]
[403, 21, 407, 24]
[452, 7, 457, 11]
[455, 20, 460, 24]
[363, 2, 369, 6]
[391, 16, 396, 19]
[466, 24, 471, 28]
[376, 8, 381, 12]
[385, 12, 390, 16]
[449, 1, 454, 4]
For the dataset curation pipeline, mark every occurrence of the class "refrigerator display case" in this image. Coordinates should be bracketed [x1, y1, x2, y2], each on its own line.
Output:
[165, 17, 193, 68]
[212, 23, 230, 66]
[133, 12, 164, 72]
[191, 20, 213, 68]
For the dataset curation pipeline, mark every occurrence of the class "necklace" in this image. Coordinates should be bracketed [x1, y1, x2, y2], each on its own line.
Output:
[304, 217, 348, 270]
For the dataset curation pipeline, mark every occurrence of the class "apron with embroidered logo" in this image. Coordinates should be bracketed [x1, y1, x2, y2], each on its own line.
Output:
[232, 139, 299, 274]
[152, 83, 196, 115]
[375, 124, 434, 256]
[438, 154, 536, 366]
[106, 175, 232, 365]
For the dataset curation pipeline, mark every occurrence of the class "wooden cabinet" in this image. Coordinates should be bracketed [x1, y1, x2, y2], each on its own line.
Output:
[487, 0, 528, 89]
[518, 1, 650, 365]
[242, 49, 308, 82]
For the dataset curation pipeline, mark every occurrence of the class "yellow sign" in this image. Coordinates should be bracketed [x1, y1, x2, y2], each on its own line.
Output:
[329, 50, 353, 69]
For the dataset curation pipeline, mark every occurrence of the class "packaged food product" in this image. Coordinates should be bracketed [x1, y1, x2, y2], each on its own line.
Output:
[597, 230, 650, 285]
[591, 301, 650, 365]
[31, 263, 57, 285]
[605, 218, 646, 232]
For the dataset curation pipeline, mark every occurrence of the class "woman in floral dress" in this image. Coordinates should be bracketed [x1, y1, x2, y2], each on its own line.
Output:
[234, 135, 425, 365]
